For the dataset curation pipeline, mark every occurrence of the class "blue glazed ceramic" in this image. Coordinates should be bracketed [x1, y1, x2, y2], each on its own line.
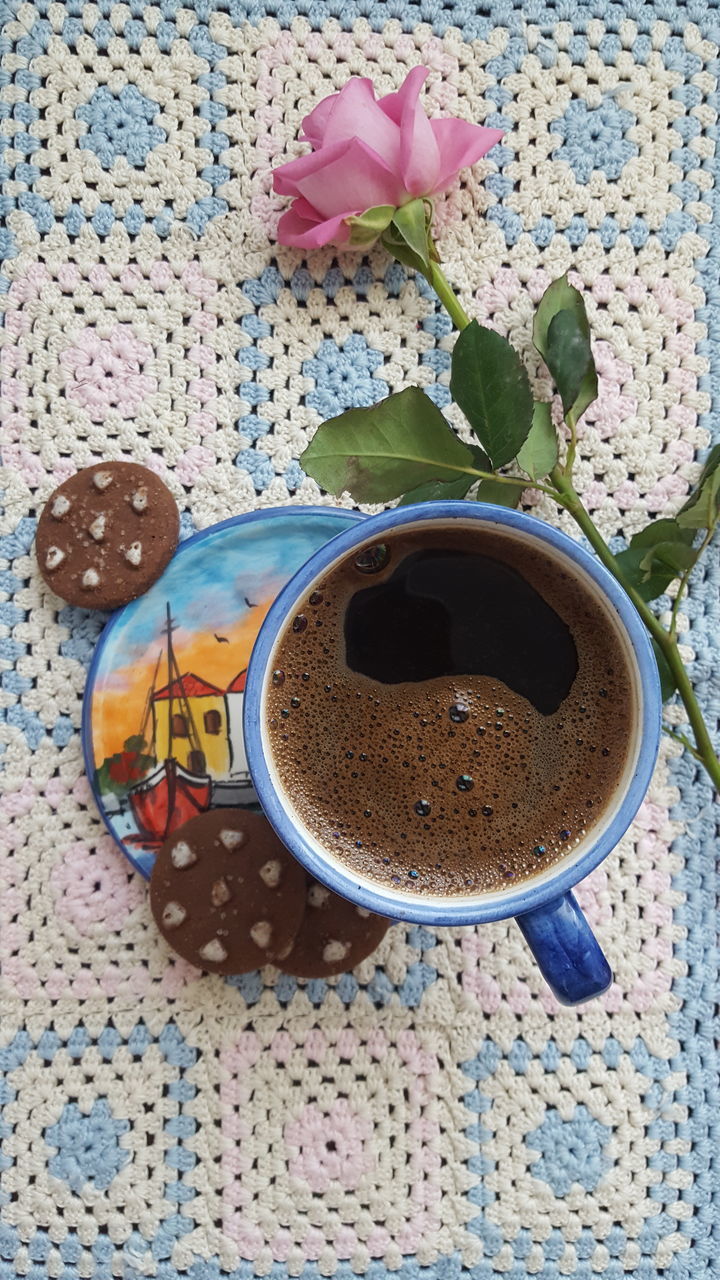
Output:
[244, 501, 662, 1005]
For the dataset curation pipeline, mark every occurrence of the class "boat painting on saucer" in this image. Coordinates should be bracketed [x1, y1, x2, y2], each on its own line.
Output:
[83, 506, 363, 879]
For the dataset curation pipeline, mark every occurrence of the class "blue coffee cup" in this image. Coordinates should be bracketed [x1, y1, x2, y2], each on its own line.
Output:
[244, 502, 661, 1005]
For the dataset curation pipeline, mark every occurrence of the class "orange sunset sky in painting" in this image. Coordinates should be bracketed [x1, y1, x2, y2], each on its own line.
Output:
[92, 594, 274, 764]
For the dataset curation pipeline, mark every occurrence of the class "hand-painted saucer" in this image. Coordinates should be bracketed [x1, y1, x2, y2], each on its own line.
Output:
[82, 506, 363, 879]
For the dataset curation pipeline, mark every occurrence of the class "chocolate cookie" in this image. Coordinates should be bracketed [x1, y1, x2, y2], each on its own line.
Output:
[36, 462, 179, 610]
[150, 810, 306, 974]
[277, 875, 391, 978]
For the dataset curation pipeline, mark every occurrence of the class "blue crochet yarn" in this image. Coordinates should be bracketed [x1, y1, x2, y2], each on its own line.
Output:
[76, 85, 166, 168]
[526, 1104, 611, 1196]
[550, 99, 638, 184]
[44, 1099, 130, 1192]
[303, 334, 389, 419]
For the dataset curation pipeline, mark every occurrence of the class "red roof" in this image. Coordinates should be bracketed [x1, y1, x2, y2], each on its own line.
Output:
[154, 672, 223, 700]
[227, 670, 247, 693]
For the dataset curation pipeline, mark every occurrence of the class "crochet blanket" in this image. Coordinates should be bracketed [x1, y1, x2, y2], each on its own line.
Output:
[1, 2, 718, 1277]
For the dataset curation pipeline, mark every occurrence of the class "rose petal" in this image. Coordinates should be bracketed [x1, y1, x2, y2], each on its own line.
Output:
[276, 205, 352, 249]
[272, 142, 347, 199]
[320, 78, 401, 172]
[286, 194, 331, 223]
[276, 137, 404, 221]
[300, 94, 339, 149]
[395, 67, 441, 196]
[429, 118, 504, 194]
[379, 65, 429, 126]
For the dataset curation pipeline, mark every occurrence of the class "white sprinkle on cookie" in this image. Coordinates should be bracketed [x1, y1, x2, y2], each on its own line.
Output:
[259, 859, 281, 888]
[82, 568, 100, 589]
[250, 921, 272, 949]
[323, 940, 350, 964]
[211, 877, 231, 907]
[51, 495, 71, 519]
[199, 938, 228, 964]
[162, 901, 187, 929]
[93, 470, 113, 491]
[171, 840, 197, 869]
[88, 514, 106, 542]
[45, 546, 65, 571]
[219, 828, 245, 851]
[307, 884, 329, 908]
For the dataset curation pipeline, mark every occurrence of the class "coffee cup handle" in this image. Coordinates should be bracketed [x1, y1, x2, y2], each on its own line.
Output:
[515, 891, 612, 1005]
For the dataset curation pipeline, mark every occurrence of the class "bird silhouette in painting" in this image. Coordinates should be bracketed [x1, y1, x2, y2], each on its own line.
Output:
[214, 634, 230, 644]
[244, 597, 257, 608]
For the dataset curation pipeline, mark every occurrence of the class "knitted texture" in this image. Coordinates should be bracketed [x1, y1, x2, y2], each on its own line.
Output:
[1, 2, 719, 1277]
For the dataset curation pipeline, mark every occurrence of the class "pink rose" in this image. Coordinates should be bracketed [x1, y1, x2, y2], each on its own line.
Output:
[273, 67, 503, 249]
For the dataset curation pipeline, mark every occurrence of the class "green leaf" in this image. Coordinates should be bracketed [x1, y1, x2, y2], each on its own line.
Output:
[652, 640, 677, 702]
[677, 444, 720, 530]
[346, 204, 396, 249]
[533, 275, 574, 360]
[300, 386, 479, 504]
[621, 519, 693, 550]
[467, 442, 492, 470]
[474, 478, 522, 508]
[639, 541, 697, 577]
[516, 401, 558, 480]
[533, 275, 598, 424]
[398, 475, 474, 505]
[398, 443, 493, 504]
[615, 518, 696, 602]
[449, 320, 534, 468]
[546, 309, 597, 420]
[381, 200, 434, 274]
[387, 199, 432, 270]
[380, 230, 426, 274]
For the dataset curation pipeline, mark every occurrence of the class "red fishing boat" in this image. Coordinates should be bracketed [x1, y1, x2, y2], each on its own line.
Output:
[129, 756, 211, 843]
[128, 604, 212, 844]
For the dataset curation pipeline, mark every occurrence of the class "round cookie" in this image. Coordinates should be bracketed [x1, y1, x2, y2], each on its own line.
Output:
[150, 809, 306, 974]
[36, 462, 179, 610]
[277, 876, 391, 978]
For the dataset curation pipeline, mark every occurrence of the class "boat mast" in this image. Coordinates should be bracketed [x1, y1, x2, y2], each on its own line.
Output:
[138, 651, 162, 754]
[162, 601, 203, 763]
[165, 602, 174, 761]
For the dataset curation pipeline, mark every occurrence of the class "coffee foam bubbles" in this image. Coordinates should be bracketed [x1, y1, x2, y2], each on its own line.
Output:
[266, 528, 633, 897]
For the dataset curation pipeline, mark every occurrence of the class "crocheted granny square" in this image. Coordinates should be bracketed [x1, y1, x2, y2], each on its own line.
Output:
[1, 2, 718, 1277]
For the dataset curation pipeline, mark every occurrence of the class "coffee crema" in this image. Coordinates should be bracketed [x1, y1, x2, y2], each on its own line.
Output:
[265, 525, 635, 896]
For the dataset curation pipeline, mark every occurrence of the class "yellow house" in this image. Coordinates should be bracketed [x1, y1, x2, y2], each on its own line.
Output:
[152, 672, 230, 779]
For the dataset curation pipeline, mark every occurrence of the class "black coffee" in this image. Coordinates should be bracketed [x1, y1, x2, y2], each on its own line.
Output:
[265, 524, 635, 896]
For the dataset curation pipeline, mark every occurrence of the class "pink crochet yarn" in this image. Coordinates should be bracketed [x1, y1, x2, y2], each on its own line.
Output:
[61, 325, 156, 421]
[52, 836, 144, 936]
[284, 1099, 374, 1192]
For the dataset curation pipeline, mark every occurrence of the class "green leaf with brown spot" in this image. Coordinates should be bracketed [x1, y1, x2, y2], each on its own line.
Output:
[300, 386, 480, 503]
